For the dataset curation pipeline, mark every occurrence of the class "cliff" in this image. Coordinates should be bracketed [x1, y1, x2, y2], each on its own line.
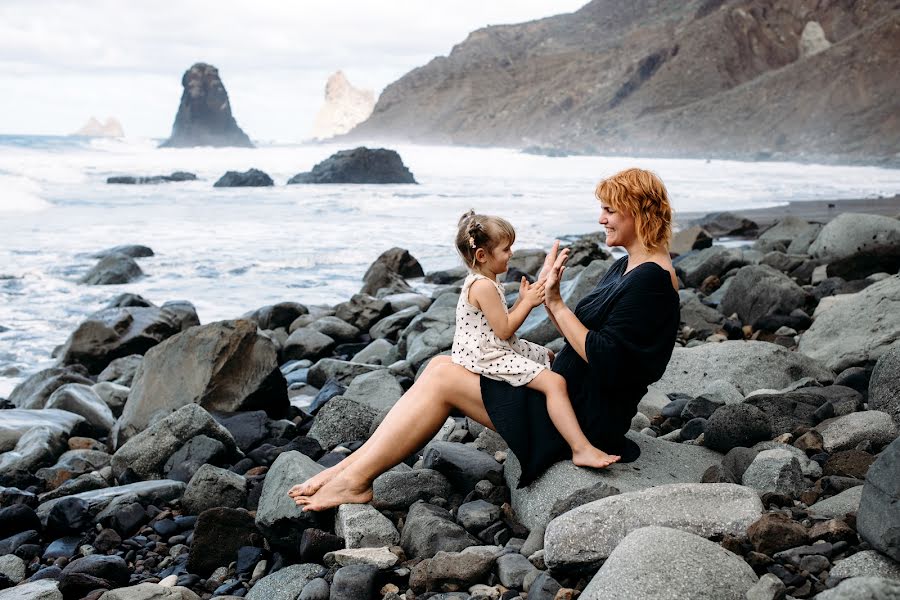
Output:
[310, 71, 376, 140]
[72, 117, 124, 137]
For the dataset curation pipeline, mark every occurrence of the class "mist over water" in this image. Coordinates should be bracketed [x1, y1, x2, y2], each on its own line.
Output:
[2, 134, 899, 396]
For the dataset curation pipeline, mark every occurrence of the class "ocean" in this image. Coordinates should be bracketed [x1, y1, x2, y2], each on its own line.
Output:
[2, 134, 900, 397]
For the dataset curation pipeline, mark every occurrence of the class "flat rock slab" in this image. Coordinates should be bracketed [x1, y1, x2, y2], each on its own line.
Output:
[818, 411, 898, 452]
[831, 550, 900, 582]
[814, 576, 900, 600]
[0, 409, 85, 452]
[808, 486, 864, 518]
[97, 582, 200, 600]
[544, 483, 763, 570]
[580, 526, 758, 600]
[0, 579, 62, 600]
[655, 340, 833, 397]
[507, 431, 724, 531]
[244, 564, 323, 600]
[36, 480, 185, 521]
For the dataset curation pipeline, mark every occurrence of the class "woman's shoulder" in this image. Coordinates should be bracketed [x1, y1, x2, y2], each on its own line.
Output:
[624, 261, 679, 294]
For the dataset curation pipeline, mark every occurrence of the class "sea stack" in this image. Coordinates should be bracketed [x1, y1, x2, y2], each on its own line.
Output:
[310, 70, 376, 140]
[160, 62, 254, 148]
[72, 116, 124, 137]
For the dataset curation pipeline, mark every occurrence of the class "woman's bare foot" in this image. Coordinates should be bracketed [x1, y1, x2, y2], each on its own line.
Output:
[297, 472, 373, 512]
[287, 462, 346, 499]
[572, 446, 621, 469]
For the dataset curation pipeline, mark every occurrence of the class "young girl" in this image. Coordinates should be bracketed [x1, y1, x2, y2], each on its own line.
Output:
[451, 210, 620, 469]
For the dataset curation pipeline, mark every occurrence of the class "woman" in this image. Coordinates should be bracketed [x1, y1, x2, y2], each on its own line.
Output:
[289, 167, 680, 511]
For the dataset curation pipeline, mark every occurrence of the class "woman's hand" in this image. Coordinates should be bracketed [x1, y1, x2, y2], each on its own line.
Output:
[537, 240, 560, 283]
[544, 246, 570, 309]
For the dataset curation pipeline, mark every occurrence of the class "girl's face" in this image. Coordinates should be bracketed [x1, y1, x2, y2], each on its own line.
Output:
[600, 203, 637, 248]
[477, 238, 513, 276]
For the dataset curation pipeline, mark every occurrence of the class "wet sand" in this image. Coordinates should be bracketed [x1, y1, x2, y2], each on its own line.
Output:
[677, 194, 900, 230]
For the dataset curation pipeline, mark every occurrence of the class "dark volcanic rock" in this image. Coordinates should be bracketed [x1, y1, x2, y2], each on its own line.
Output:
[704, 403, 772, 452]
[691, 212, 758, 238]
[856, 436, 900, 561]
[187, 507, 261, 577]
[107, 172, 197, 184]
[80, 253, 144, 285]
[160, 62, 253, 148]
[288, 147, 416, 184]
[213, 168, 273, 187]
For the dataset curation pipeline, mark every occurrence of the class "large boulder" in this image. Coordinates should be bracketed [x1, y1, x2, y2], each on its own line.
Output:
[0, 579, 62, 600]
[58, 303, 198, 374]
[159, 62, 253, 148]
[817, 411, 898, 452]
[814, 576, 900, 600]
[0, 418, 80, 481]
[580, 526, 758, 600]
[422, 441, 503, 493]
[809, 213, 900, 279]
[79, 253, 143, 285]
[396, 304, 456, 368]
[287, 147, 416, 184]
[371, 469, 453, 510]
[44, 384, 115, 436]
[507, 431, 723, 531]
[180, 464, 247, 514]
[0, 409, 85, 454]
[757, 216, 823, 255]
[544, 483, 762, 570]
[307, 395, 378, 449]
[213, 169, 273, 187]
[719, 265, 807, 326]
[691, 212, 758, 237]
[869, 344, 900, 426]
[334, 293, 392, 331]
[673, 246, 750, 288]
[856, 436, 900, 561]
[341, 369, 404, 411]
[113, 319, 287, 447]
[798, 276, 900, 372]
[7, 367, 94, 409]
[110, 403, 241, 481]
[400, 501, 479, 559]
[656, 340, 833, 397]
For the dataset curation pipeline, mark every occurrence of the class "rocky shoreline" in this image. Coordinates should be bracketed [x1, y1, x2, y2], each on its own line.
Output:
[2, 210, 900, 600]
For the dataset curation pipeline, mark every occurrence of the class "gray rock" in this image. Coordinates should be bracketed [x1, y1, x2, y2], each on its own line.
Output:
[549, 481, 621, 521]
[45, 383, 115, 435]
[113, 319, 286, 448]
[92, 381, 129, 416]
[751, 441, 822, 479]
[181, 464, 247, 514]
[306, 358, 384, 388]
[334, 504, 399, 549]
[411, 550, 494, 593]
[80, 253, 143, 285]
[342, 369, 403, 411]
[519, 260, 614, 345]
[244, 564, 323, 600]
[329, 563, 379, 600]
[857, 436, 900, 561]
[0, 425, 70, 477]
[350, 339, 396, 365]
[254, 451, 328, 553]
[580, 526, 758, 600]
[8, 367, 94, 410]
[813, 576, 900, 600]
[59, 304, 197, 375]
[308, 316, 359, 343]
[656, 340, 833, 397]
[830, 550, 900, 582]
[508, 431, 724, 531]
[674, 246, 748, 288]
[0, 579, 62, 600]
[97, 584, 199, 600]
[809, 212, 900, 262]
[704, 403, 772, 452]
[371, 469, 452, 510]
[282, 328, 335, 361]
[818, 412, 898, 453]
[495, 552, 536, 589]
[798, 276, 900, 372]
[720, 265, 807, 326]
[110, 403, 241, 481]
[307, 395, 378, 450]
[741, 449, 806, 497]
[680, 295, 726, 339]
[456, 500, 501, 532]
[758, 216, 823, 255]
[297, 578, 329, 600]
[544, 483, 761, 570]
[808, 486, 864, 518]
[400, 501, 479, 559]
[745, 573, 786, 600]
[0, 408, 84, 455]
[0, 554, 26, 583]
[473, 428, 508, 454]
[423, 441, 503, 493]
[369, 306, 422, 342]
[869, 345, 900, 426]
[36, 480, 185, 521]
[327, 547, 398, 569]
[162, 435, 227, 482]
[698, 379, 744, 405]
[97, 355, 143, 387]
[637, 387, 670, 418]
[333, 293, 391, 332]
[397, 304, 456, 368]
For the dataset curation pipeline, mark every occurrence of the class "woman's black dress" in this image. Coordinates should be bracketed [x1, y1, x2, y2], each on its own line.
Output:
[481, 256, 680, 487]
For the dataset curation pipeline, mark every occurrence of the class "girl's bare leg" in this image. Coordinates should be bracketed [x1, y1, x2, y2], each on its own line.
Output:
[293, 358, 494, 510]
[527, 370, 620, 469]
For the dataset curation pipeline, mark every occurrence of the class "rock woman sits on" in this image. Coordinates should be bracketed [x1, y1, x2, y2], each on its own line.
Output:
[288, 167, 681, 511]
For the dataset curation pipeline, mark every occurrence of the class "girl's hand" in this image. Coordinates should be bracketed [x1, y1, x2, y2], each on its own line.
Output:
[523, 280, 546, 308]
[544, 247, 570, 308]
[519, 275, 530, 299]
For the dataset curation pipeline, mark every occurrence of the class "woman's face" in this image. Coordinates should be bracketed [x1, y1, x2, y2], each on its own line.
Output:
[599, 203, 637, 248]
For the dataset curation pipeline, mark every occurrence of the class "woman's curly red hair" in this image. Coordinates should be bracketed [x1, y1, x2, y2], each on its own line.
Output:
[595, 168, 672, 251]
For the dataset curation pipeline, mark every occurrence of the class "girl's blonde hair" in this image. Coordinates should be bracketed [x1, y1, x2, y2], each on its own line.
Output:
[456, 210, 516, 269]
[595, 168, 672, 251]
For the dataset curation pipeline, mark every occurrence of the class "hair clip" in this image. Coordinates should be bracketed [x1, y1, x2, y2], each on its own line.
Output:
[469, 236, 476, 249]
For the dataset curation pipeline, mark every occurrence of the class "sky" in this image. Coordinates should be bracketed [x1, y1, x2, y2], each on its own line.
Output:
[0, 1, 587, 141]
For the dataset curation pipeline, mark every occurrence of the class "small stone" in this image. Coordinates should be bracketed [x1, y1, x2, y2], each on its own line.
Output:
[747, 513, 809, 555]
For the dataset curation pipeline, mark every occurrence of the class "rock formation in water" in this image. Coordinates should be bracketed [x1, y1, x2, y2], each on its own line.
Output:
[349, 0, 900, 165]
[288, 147, 416, 184]
[309, 71, 376, 140]
[72, 117, 124, 137]
[160, 63, 254, 148]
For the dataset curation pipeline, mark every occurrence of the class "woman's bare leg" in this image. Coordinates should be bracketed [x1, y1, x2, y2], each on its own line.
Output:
[527, 370, 621, 469]
[295, 359, 492, 511]
[287, 357, 462, 498]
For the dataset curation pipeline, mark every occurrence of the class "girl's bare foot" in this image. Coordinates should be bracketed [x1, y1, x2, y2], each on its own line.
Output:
[297, 472, 373, 512]
[572, 446, 621, 469]
[287, 462, 346, 498]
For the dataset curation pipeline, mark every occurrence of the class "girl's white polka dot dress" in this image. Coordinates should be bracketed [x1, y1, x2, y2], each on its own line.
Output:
[451, 273, 551, 386]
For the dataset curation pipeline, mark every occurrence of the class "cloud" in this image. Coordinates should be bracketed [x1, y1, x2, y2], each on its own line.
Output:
[0, 0, 587, 138]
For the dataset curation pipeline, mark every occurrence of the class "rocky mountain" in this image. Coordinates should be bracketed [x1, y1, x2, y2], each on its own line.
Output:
[72, 116, 124, 137]
[310, 71, 376, 140]
[160, 63, 253, 148]
[349, 0, 900, 165]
